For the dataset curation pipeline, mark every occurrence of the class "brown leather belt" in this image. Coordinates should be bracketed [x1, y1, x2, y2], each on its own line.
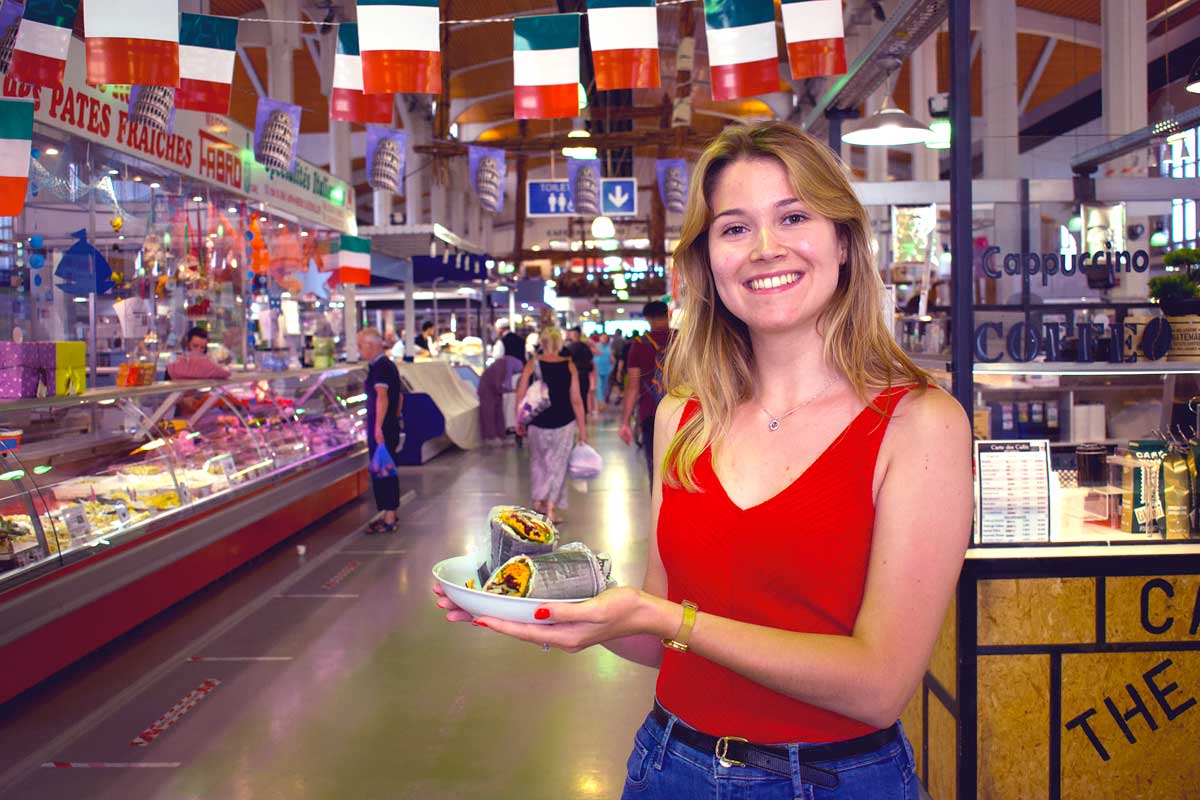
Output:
[651, 702, 900, 789]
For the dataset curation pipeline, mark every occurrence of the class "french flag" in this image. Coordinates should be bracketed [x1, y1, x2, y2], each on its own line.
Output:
[176, 14, 238, 115]
[331, 23, 393, 125]
[586, 0, 659, 91]
[7, 0, 80, 89]
[513, 13, 580, 120]
[84, 0, 179, 87]
[704, 0, 780, 101]
[357, 0, 441, 95]
[781, 0, 847, 79]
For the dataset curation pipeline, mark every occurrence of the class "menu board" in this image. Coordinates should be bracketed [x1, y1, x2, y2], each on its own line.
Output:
[975, 440, 1052, 544]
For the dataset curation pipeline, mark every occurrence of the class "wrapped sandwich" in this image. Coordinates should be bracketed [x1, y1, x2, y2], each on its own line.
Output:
[483, 542, 612, 599]
[488, 505, 557, 573]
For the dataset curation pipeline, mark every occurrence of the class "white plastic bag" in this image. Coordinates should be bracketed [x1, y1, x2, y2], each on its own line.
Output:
[568, 442, 603, 480]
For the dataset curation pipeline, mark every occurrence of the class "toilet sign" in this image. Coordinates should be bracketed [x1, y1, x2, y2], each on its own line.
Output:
[527, 180, 575, 217]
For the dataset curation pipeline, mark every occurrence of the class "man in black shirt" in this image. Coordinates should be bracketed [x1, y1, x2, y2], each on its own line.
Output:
[359, 327, 404, 533]
[413, 320, 436, 357]
[565, 326, 594, 417]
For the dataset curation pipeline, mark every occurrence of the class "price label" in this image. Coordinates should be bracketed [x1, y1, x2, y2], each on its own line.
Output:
[113, 502, 130, 524]
[974, 440, 1052, 544]
[206, 454, 239, 487]
[60, 505, 91, 538]
[178, 484, 192, 505]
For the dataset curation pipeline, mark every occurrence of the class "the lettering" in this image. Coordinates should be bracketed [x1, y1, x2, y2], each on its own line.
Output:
[198, 130, 243, 190]
[1137, 577, 1200, 637]
[974, 322, 1004, 363]
[977, 248, 1151, 286]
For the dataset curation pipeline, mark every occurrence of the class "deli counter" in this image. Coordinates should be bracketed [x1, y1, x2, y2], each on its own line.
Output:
[0, 367, 371, 702]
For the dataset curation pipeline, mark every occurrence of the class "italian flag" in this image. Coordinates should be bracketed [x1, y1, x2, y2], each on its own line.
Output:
[176, 14, 238, 114]
[781, 0, 846, 79]
[703, 0, 780, 101]
[83, 0, 180, 87]
[334, 235, 371, 286]
[586, 0, 659, 91]
[331, 23, 393, 125]
[0, 99, 32, 217]
[8, 0, 80, 89]
[357, 0, 441, 95]
[513, 13, 579, 120]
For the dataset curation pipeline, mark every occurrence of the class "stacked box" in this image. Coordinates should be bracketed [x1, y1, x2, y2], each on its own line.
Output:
[55, 342, 87, 396]
[0, 342, 54, 399]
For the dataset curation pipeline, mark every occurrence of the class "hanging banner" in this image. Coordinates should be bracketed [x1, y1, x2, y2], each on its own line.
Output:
[1, 38, 355, 233]
[0, 0, 24, 75]
[83, 0, 180, 87]
[0, 96, 31, 216]
[128, 85, 175, 134]
[568, 157, 601, 216]
[357, 0, 441, 95]
[656, 158, 688, 214]
[8, 0, 80, 88]
[703, 0, 780, 101]
[366, 126, 406, 193]
[331, 22, 393, 125]
[333, 235, 371, 286]
[513, 13, 580, 120]
[781, 0, 846, 79]
[176, 13, 238, 115]
[586, 0, 659, 91]
[254, 96, 301, 173]
[469, 145, 506, 213]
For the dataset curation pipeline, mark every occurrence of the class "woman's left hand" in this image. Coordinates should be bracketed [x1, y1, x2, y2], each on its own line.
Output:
[473, 587, 666, 653]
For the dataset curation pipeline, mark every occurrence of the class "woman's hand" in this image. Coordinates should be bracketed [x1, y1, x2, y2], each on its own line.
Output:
[472, 587, 672, 653]
[432, 582, 475, 623]
[515, 423, 527, 437]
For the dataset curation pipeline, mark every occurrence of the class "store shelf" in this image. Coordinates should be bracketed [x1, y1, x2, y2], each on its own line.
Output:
[968, 541, 1200, 559]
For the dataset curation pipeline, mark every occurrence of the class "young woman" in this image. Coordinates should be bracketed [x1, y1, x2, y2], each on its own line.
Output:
[436, 122, 971, 798]
[513, 327, 587, 524]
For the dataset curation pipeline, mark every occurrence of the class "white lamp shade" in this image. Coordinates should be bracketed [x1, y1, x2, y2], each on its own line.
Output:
[842, 98, 933, 147]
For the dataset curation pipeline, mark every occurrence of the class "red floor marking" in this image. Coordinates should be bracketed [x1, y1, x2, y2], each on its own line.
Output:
[321, 561, 360, 590]
[130, 679, 221, 747]
[43, 762, 181, 768]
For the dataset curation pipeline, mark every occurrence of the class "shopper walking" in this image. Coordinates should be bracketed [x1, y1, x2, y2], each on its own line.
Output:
[619, 302, 672, 479]
[513, 327, 586, 524]
[478, 354, 523, 445]
[437, 122, 972, 799]
[359, 327, 403, 534]
[593, 333, 613, 410]
[564, 326, 594, 417]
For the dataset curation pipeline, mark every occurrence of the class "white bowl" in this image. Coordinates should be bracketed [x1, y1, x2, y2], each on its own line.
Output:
[432, 552, 592, 624]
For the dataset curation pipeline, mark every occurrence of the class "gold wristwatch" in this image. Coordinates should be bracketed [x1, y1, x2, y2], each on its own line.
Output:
[661, 600, 698, 652]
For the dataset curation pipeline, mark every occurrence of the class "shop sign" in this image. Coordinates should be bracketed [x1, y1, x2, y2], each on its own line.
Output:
[978, 246, 1152, 288]
[972, 320, 1168, 364]
[1, 38, 355, 233]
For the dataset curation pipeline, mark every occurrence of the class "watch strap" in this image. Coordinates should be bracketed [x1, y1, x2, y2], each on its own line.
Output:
[661, 600, 698, 652]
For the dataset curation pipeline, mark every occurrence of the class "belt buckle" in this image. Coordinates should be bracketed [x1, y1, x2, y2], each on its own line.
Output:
[715, 736, 749, 769]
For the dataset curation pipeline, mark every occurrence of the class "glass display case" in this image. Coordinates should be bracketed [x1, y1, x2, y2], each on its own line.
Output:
[0, 367, 367, 589]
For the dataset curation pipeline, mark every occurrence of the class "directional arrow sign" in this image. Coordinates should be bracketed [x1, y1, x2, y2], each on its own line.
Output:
[527, 180, 575, 217]
[601, 178, 637, 216]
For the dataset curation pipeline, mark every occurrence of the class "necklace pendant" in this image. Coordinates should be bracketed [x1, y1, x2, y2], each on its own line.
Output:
[768, 418, 780, 432]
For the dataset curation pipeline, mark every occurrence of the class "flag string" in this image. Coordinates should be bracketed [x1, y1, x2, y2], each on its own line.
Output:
[205, 0, 701, 28]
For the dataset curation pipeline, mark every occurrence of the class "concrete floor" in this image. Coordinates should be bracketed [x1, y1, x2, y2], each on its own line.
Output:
[0, 415, 659, 800]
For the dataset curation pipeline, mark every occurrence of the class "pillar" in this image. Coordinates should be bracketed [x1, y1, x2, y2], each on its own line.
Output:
[981, 0, 1023, 302]
[909, 35, 940, 182]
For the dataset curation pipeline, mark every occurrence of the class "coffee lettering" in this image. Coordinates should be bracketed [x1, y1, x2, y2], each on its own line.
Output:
[1141, 578, 1174, 635]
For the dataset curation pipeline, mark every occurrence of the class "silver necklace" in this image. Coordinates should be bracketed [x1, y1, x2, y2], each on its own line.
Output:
[759, 374, 839, 432]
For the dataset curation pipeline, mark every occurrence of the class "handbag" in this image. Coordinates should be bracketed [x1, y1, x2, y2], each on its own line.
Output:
[517, 359, 552, 425]
[568, 442, 603, 480]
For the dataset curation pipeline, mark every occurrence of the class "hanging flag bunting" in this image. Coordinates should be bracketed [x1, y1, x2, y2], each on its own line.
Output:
[586, 0, 659, 91]
[7, 0, 80, 88]
[332, 22, 393, 125]
[84, 0, 180, 87]
[703, 0, 780, 101]
[333, 235, 371, 286]
[513, 13, 580, 120]
[469, 146, 506, 213]
[568, 157, 601, 216]
[367, 126, 407, 193]
[656, 158, 688, 214]
[357, 0, 441, 95]
[0, 98, 32, 216]
[781, 0, 846, 79]
[254, 97, 301, 173]
[176, 13, 239, 114]
[0, 0, 24, 76]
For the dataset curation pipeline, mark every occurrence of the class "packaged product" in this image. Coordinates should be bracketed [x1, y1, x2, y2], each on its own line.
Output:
[483, 543, 611, 599]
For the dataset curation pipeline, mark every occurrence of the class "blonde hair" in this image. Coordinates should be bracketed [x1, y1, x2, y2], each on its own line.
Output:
[662, 121, 928, 491]
[538, 326, 564, 355]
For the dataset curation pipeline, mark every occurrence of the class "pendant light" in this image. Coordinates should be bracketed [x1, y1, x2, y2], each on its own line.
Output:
[1187, 57, 1200, 93]
[842, 58, 932, 147]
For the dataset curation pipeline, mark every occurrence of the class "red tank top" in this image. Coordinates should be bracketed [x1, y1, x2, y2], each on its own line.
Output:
[656, 386, 914, 744]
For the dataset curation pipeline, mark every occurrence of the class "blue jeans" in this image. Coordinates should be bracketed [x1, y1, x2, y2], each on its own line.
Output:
[621, 704, 921, 800]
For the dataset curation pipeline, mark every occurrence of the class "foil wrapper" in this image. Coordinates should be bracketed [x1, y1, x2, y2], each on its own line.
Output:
[484, 542, 612, 599]
[488, 505, 556, 573]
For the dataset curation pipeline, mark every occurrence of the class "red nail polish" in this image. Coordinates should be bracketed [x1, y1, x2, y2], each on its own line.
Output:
[534, 608, 551, 620]
[473, 620, 489, 628]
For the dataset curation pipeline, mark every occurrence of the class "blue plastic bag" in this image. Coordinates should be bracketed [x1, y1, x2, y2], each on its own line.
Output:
[370, 444, 397, 476]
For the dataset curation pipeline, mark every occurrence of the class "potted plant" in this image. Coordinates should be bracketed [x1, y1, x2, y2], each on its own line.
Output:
[1149, 272, 1200, 316]
[1152, 249, 1200, 360]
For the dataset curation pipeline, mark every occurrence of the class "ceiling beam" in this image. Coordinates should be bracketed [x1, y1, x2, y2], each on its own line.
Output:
[417, 128, 714, 155]
[1019, 37, 1057, 114]
[1010, 7, 1101, 48]
[237, 45, 267, 97]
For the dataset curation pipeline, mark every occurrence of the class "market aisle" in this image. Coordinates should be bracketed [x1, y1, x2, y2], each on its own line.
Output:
[0, 415, 660, 800]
